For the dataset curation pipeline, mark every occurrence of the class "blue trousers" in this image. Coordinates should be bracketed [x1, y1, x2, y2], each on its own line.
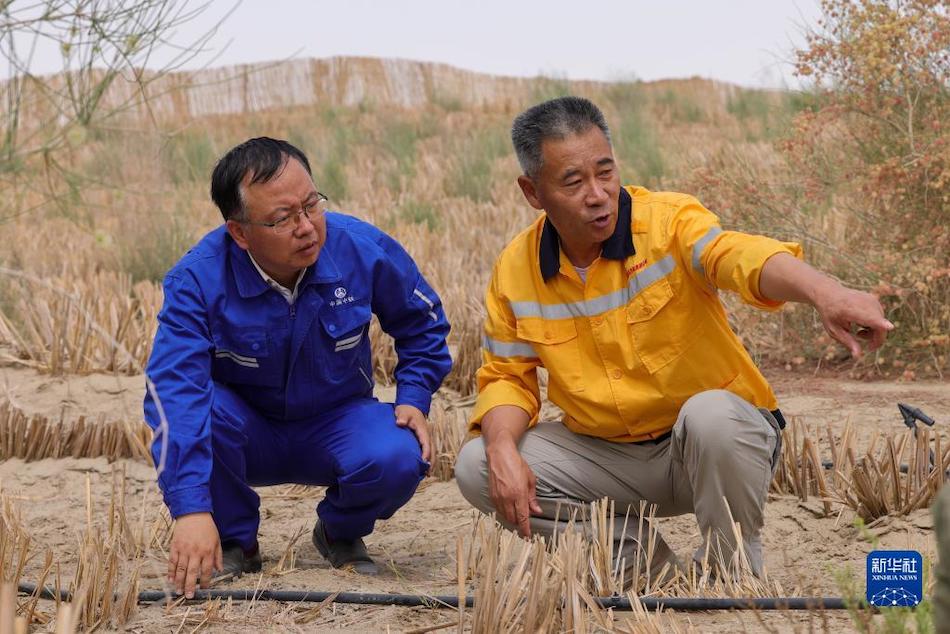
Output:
[210, 383, 427, 550]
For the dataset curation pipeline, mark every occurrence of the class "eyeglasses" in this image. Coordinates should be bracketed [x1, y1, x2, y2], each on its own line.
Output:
[239, 193, 328, 234]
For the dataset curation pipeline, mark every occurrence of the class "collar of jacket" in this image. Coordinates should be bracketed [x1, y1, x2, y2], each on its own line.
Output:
[539, 187, 635, 281]
[229, 234, 342, 298]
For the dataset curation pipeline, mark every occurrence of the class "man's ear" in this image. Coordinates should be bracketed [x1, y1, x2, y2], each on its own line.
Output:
[226, 219, 250, 251]
[517, 175, 544, 210]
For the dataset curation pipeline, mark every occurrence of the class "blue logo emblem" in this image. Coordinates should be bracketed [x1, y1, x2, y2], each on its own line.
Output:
[866, 550, 922, 607]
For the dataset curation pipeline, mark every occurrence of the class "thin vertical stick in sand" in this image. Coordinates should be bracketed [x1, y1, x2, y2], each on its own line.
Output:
[85, 475, 93, 532]
[455, 537, 464, 634]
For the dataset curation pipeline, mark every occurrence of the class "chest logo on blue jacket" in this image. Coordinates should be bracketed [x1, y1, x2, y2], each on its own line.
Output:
[330, 286, 356, 307]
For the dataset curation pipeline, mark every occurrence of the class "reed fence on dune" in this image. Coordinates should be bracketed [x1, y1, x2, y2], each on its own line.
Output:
[0, 401, 152, 463]
[0, 395, 473, 478]
[0, 270, 160, 376]
[2, 394, 946, 525]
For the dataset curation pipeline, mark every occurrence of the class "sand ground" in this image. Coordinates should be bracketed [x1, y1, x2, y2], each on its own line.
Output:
[1, 360, 947, 632]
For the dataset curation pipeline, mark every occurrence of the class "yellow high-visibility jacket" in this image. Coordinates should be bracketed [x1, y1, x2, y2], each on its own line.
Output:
[471, 186, 802, 442]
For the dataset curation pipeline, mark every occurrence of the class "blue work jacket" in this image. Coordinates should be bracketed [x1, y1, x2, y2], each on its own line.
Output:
[143, 212, 452, 518]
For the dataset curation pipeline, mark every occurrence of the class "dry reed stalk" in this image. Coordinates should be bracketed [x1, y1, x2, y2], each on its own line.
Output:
[0, 582, 15, 634]
[68, 526, 141, 629]
[429, 400, 469, 481]
[629, 501, 678, 595]
[466, 518, 559, 632]
[260, 484, 323, 500]
[588, 497, 625, 595]
[844, 429, 949, 521]
[23, 552, 54, 628]
[0, 493, 59, 629]
[618, 592, 695, 633]
[36, 469, 151, 631]
[0, 495, 31, 589]
[462, 512, 675, 632]
[289, 592, 338, 625]
[103, 464, 154, 560]
[804, 437, 833, 516]
[0, 270, 160, 376]
[456, 536, 464, 633]
[0, 400, 152, 463]
[771, 417, 810, 498]
[826, 421, 858, 492]
[147, 505, 174, 555]
[269, 524, 308, 576]
[53, 603, 74, 634]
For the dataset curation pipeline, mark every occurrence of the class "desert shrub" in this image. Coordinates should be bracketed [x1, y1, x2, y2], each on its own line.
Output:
[688, 0, 949, 377]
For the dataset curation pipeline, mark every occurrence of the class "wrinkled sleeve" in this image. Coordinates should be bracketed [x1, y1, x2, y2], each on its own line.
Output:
[670, 197, 803, 311]
[469, 263, 542, 434]
[370, 231, 452, 417]
[143, 273, 214, 518]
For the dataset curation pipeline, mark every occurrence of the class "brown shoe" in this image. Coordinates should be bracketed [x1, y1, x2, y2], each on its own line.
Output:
[312, 519, 378, 575]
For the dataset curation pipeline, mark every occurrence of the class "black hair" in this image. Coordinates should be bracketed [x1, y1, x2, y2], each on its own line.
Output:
[511, 96, 611, 178]
[210, 137, 312, 221]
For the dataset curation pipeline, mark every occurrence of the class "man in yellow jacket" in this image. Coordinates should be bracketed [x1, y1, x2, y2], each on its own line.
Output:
[454, 96, 892, 583]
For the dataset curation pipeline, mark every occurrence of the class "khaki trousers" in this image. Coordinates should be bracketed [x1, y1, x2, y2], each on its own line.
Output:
[455, 389, 781, 583]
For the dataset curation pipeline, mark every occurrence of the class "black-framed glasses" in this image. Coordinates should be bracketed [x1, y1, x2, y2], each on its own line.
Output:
[239, 192, 328, 235]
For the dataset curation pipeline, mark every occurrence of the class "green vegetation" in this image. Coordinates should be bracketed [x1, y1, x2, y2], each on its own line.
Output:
[656, 88, 705, 124]
[162, 129, 217, 184]
[446, 127, 509, 202]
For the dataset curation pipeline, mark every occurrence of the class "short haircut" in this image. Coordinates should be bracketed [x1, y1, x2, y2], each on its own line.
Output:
[210, 137, 312, 221]
[511, 96, 612, 179]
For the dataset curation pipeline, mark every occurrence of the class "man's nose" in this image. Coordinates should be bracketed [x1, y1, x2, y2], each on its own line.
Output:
[293, 210, 317, 236]
[584, 179, 610, 206]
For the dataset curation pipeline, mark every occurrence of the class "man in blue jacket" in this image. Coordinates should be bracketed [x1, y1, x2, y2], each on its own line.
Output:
[144, 137, 452, 598]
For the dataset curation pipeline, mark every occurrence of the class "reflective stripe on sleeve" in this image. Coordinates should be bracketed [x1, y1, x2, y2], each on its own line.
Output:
[482, 335, 537, 359]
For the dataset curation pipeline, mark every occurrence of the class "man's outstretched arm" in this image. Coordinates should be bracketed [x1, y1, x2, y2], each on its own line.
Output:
[759, 252, 894, 357]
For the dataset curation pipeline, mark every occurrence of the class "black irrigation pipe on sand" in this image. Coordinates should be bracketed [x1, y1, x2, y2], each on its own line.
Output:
[821, 459, 910, 473]
[17, 582, 860, 611]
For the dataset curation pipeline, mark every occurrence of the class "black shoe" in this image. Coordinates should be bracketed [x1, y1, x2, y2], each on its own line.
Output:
[312, 519, 379, 575]
[214, 542, 263, 583]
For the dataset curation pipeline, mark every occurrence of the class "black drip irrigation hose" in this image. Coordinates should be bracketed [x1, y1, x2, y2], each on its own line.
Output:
[822, 459, 909, 473]
[16, 582, 856, 611]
